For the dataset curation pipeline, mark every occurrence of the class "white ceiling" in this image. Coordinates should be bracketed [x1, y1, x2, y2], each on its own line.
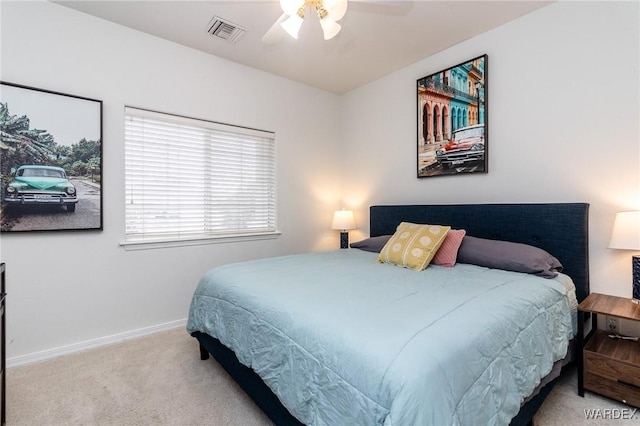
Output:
[53, 0, 552, 94]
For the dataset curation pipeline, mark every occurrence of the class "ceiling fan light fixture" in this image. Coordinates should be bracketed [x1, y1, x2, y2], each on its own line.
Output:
[280, 0, 305, 16]
[281, 13, 304, 39]
[320, 17, 341, 40]
[324, 0, 348, 21]
[277, 0, 346, 41]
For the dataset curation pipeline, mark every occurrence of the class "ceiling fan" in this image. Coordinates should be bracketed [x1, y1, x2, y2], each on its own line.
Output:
[262, 0, 409, 44]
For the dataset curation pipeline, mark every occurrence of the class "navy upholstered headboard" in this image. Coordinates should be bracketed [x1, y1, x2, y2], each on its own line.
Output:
[369, 203, 590, 303]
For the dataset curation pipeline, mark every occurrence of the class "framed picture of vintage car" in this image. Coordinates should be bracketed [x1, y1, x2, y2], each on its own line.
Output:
[0, 81, 103, 232]
[416, 54, 487, 178]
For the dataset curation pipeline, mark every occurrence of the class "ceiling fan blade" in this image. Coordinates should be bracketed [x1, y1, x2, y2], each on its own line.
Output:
[262, 13, 288, 44]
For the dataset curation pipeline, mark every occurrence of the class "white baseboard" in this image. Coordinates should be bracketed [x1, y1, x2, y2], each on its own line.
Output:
[7, 318, 187, 368]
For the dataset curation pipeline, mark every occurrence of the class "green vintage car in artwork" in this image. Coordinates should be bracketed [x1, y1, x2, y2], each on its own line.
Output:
[3, 165, 78, 212]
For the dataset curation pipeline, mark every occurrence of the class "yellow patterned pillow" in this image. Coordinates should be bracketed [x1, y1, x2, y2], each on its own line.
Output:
[377, 222, 451, 271]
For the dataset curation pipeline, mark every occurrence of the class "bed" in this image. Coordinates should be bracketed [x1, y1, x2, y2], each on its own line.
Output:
[187, 203, 590, 425]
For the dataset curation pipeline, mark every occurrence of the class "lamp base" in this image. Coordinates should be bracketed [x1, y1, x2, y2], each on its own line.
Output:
[340, 231, 349, 249]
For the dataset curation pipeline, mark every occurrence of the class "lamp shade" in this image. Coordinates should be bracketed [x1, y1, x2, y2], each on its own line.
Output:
[609, 211, 640, 250]
[609, 210, 640, 302]
[331, 210, 356, 231]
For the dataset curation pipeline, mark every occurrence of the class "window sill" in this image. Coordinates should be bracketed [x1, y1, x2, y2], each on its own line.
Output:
[120, 231, 281, 251]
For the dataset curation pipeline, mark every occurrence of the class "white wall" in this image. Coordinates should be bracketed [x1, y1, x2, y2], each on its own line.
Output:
[341, 1, 640, 297]
[2, 0, 639, 362]
[0, 1, 343, 360]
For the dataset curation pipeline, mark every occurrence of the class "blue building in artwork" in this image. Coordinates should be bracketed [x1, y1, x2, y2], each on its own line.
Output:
[448, 61, 484, 132]
[450, 65, 470, 131]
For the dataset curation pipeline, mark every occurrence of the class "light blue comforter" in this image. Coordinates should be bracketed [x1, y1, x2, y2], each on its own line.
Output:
[186, 249, 577, 425]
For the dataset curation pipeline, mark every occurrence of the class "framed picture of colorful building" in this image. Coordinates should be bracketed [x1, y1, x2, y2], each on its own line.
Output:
[416, 54, 487, 178]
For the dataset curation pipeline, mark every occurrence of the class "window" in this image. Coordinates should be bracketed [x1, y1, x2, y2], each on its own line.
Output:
[124, 107, 276, 245]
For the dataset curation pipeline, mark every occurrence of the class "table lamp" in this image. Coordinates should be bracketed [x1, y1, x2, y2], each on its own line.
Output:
[332, 209, 356, 249]
[608, 211, 640, 303]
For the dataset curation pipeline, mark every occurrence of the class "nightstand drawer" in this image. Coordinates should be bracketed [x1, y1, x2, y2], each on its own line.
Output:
[584, 371, 640, 407]
[584, 350, 640, 387]
[584, 350, 640, 407]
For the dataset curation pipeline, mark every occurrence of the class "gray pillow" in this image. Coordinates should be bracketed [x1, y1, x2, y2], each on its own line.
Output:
[350, 235, 392, 253]
[457, 236, 563, 278]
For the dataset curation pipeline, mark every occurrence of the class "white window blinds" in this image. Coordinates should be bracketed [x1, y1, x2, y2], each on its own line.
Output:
[124, 107, 276, 243]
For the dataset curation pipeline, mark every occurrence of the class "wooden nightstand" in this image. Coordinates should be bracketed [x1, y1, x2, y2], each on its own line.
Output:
[577, 293, 640, 407]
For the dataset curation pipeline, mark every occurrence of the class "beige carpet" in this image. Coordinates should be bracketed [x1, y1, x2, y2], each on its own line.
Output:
[6, 327, 638, 425]
[7, 328, 272, 426]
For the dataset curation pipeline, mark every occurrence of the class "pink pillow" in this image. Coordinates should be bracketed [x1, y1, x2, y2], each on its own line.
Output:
[432, 229, 466, 267]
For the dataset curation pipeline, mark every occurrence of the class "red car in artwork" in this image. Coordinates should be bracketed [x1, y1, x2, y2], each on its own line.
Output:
[436, 124, 485, 169]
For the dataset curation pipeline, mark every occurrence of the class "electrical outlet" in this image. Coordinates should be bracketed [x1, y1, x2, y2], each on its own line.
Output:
[607, 316, 618, 333]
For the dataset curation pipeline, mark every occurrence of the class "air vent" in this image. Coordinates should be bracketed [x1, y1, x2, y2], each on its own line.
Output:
[207, 16, 246, 43]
